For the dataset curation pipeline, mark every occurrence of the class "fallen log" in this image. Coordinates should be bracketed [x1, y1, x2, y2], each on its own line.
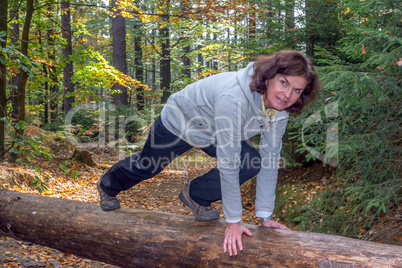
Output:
[0, 190, 400, 268]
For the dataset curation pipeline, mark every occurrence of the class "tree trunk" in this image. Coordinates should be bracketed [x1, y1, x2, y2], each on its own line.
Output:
[160, 1, 171, 104]
[248, 2, 256, 59]
[111, 0, 128, 106]
[305, 0, 314, 58]
[9, 0, 19, 122]
[197, 44, 203, 76]
[47, 9, 58, 122]
[285, 0, 295, 31]
[37, 25, 48, 125]
[61, 0, 74, 115]
[0, 0, 7, 159]
[43, 1, 57, 124]
[9, 0, 34, 163]
[134, 5, 144, 110]
[15, 0, 34, 130]
[180, 1, 191, 80]
[212, 27, 218, 71]
[0, 190, 401, 268]
[41, 54, 49, 124]
[264, 0, 273, 47]
[182, 45, 191, 79]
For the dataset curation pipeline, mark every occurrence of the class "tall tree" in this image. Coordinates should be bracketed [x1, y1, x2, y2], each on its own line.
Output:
[134, 15, 144, 110]
[15, 0, 34, 127]
[61, 0, 74, 114]
[47, 4, 58, 122]
[182, 44, 191, 79]
[38, 27, 49, 124]
[9, 0, 19, 121]
[160, 0, 171, 103]
[9, 0, 34, 162]
[285, 0, 295, 30]
[305, 0, 314, 58]
[304, 0, 341, 59]
[180, 2, 191, 80]
[197, 45, 203, 75]
[0, 0, 8, 159]
[248, 2, 257, 59]
[111, 0, 128, 105]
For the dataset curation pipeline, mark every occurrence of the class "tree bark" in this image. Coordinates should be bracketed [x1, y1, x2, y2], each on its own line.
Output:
[61, 0, 74, 114]
[248, 1, 256, 59]
[305, 0, 314, 58]
[0, 190, 401, 268]
[0, 0, 8, 159]
[15, 0, 34, 128]
[44, 1, 58, 124]
[182, 45, 191, 78]
[47, 10, 58, 122]
[180, 1, 191, 80]
[134, 3, 144, 110]
[285, 0, 295, 31]
[197, 44, 203, 76]
[264, 0, 273, 47]
[111, 0, 128, 106]
[9, 0, 19, 122]
[8, 0, 34, 163]
[160, 1, 171, 104]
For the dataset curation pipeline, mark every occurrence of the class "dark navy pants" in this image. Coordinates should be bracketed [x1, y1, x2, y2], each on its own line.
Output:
[100, 116, 261, 206]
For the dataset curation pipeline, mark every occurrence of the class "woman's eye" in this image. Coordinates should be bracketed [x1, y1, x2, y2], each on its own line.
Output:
[294, 89, 301, 94]
[281, 81, 287, 86]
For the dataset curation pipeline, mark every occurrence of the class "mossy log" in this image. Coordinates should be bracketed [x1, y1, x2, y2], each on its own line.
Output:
[0, 190, 401, 268]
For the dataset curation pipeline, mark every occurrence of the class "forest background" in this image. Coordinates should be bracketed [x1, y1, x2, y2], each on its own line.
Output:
[0, 0, 401, 254]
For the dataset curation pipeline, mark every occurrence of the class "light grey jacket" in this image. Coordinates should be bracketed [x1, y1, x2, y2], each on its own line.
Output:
[162, 63, 289, 222]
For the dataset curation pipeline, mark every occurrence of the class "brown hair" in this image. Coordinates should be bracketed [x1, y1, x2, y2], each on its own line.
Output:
[250, 50, 320, 115]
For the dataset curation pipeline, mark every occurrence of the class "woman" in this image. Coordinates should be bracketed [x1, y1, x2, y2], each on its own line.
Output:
[97, 50, 320, 256]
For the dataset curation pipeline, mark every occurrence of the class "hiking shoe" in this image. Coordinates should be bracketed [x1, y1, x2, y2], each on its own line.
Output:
[97, 179, 120, 211]
[179, 182, 220, 221]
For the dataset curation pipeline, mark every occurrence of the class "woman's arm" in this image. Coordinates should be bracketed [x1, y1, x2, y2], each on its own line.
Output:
[255, 119, 288, 219]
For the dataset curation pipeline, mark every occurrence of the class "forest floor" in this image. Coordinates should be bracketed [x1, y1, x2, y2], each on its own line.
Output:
[0, 126, 400, 267]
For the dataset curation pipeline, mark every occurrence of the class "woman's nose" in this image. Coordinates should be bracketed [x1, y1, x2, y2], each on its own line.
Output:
[283, 88, 291, 99]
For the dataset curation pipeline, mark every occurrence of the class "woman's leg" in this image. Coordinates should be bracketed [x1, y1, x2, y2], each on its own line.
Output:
[189, 140, 261, 206]
[99, 116, 193, 197]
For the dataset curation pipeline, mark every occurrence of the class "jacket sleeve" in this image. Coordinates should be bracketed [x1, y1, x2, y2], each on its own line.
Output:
[214, 94, 246, 223]
[255, 118, 288, 218]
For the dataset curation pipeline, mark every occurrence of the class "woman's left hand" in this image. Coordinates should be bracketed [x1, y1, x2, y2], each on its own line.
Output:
[223, 222, 252, 256]
[261, 219, 291, 230]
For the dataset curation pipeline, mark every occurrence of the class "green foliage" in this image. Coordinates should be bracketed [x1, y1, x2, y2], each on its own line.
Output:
[104, 104, 149, 144]
[274, 184, 306, 225]
[282, 0, 402, 238]
[0, 33, 40, 77]
[1, 119, 53, 193]
[64, 103, 149, 145]
[72, 50, 146, 105]
[31, 171, 50, 194]
[60, 160, 81, 180]
[7, 121, 54, 164]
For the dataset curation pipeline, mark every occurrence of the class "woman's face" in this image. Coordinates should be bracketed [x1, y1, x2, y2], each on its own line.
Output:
[263, 74, 308, 111]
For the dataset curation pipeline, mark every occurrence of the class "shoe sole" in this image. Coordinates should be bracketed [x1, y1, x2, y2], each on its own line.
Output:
[179, 188, 219, 222]
[100, 202, 120, 211]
